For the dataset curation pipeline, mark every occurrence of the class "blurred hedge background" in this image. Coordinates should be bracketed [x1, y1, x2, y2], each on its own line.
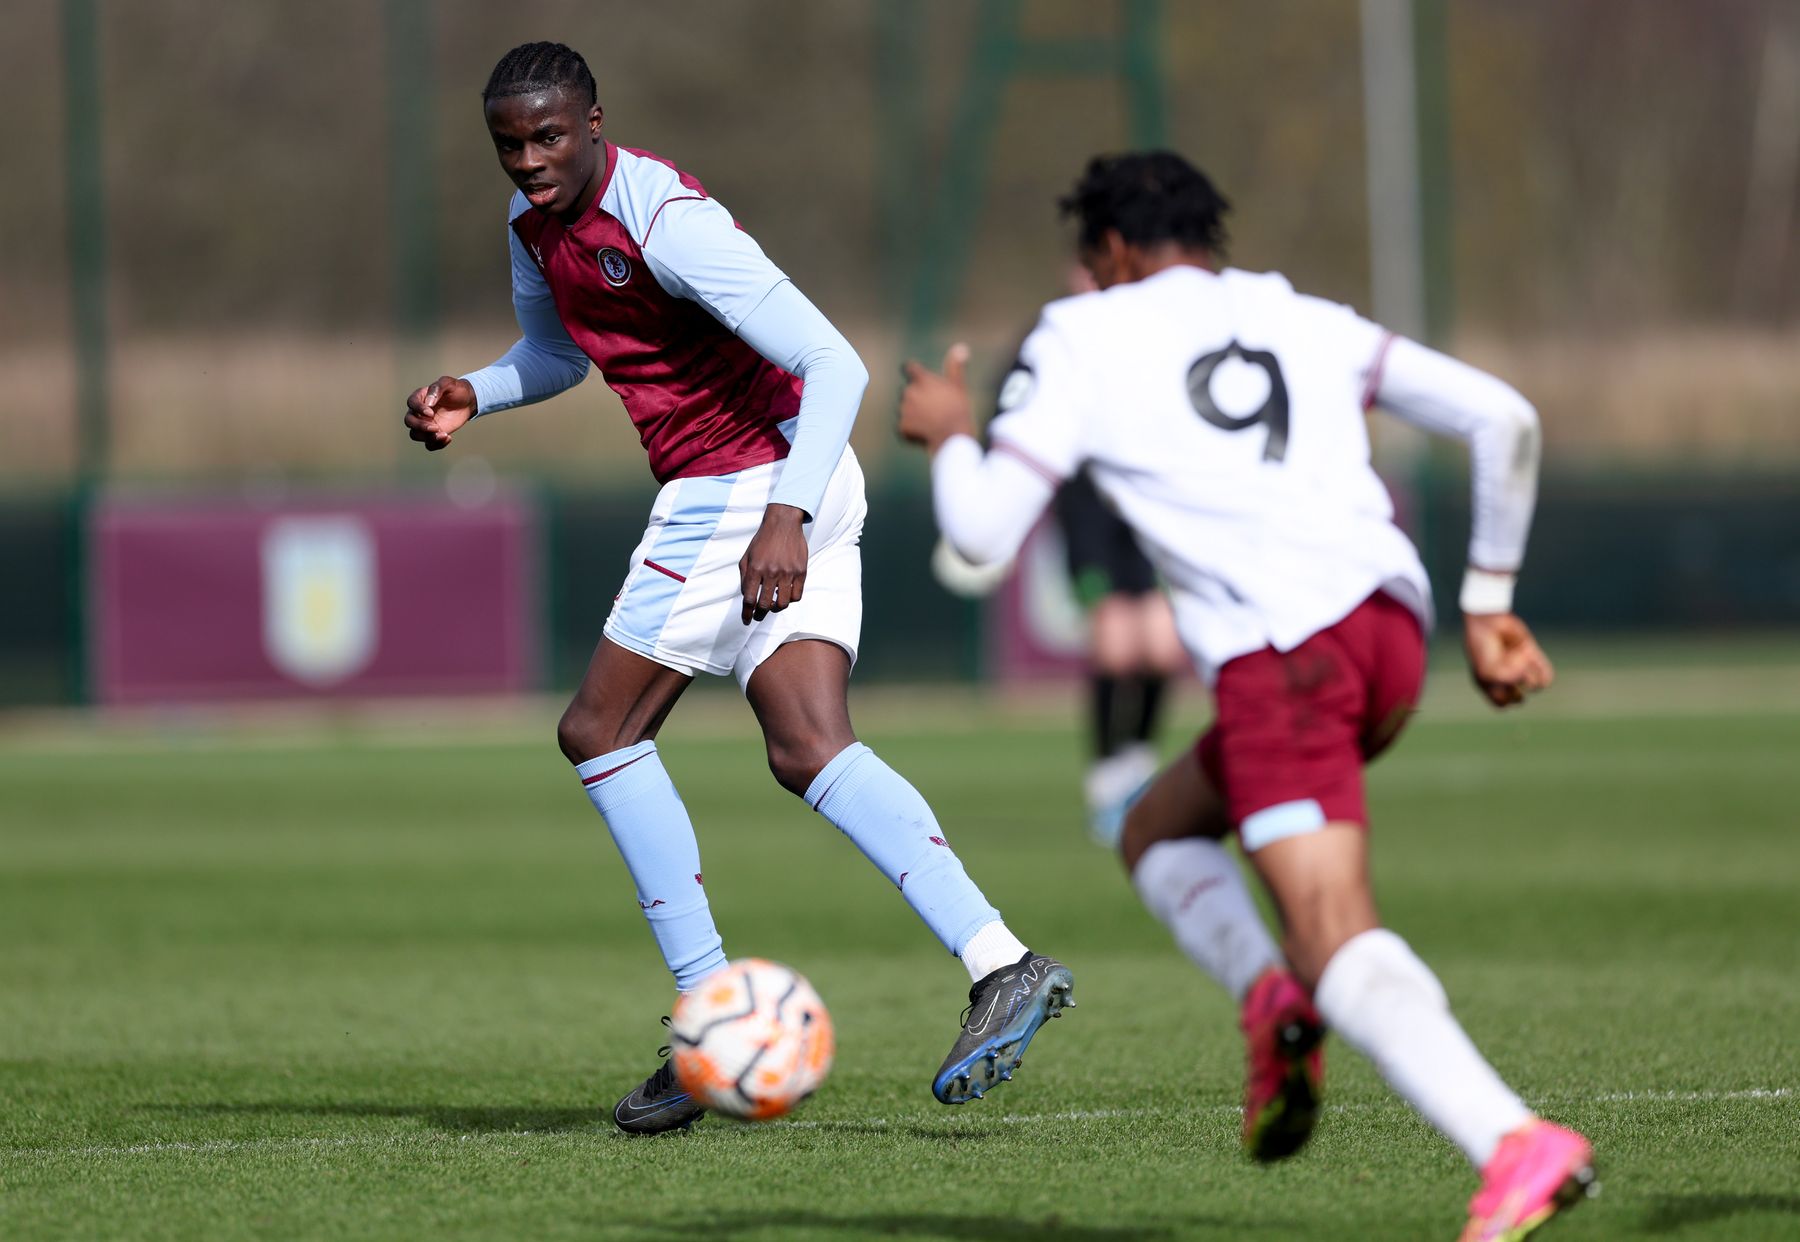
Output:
[3, 0, 1796, 482]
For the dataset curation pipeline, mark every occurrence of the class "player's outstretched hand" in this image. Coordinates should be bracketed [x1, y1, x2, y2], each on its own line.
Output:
[898, 344, 976, 453]
[1464, 612, 1554, 708]
[740, 503, 810, 624]
[403, 376, 477, 452]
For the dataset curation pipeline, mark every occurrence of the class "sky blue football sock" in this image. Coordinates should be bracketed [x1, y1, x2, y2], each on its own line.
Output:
[805, 742, 1001, 956]
[576, 740, 727, 992]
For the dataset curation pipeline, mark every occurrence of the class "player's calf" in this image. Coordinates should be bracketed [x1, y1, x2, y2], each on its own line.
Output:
[1246, 824, 1380, 989]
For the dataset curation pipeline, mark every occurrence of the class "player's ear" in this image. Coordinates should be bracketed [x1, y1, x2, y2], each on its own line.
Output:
[589, 104, 604, 139]
[1102, 229, 1131, 276]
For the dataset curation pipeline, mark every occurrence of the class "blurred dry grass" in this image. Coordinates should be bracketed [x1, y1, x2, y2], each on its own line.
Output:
[5, 0, 1794, 487]
[0, 326, 899, 484]
[3, 324, 1796, 483]
[1462, 326, 1800, 467]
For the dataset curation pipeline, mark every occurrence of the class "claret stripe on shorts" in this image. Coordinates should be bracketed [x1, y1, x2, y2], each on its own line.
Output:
[610, 473, 739, 645]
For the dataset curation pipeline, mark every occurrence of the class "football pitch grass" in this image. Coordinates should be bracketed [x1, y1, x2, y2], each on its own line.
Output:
[4, 654, 1798, 1239]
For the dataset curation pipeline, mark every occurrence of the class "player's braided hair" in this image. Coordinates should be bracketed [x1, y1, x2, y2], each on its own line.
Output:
[1058, 152, 1230, 255]
[483, 41, 597, 107]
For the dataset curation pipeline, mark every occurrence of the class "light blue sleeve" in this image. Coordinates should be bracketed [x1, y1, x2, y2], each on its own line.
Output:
[638, 196, 790, 330]
[731, 279, 870, 519]
[461, 227, 591, 417]
[636, 196, 865, 519]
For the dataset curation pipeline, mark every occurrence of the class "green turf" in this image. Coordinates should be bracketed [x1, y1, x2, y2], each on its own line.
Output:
[3, 696, 1798, 1240]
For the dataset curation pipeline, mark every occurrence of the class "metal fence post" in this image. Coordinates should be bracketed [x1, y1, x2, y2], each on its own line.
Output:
[385, 0, 439, 417]
[63, 0, 108, 486]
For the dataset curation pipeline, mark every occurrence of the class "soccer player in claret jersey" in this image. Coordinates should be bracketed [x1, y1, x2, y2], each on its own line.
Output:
[899, 153, 1594, 1241]
[402, 42, 1073, 1134]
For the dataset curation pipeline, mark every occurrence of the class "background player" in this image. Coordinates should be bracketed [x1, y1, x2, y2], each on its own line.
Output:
[934, 264, 1189, 846]
[1053, 470, 1187, 844]
[402, 42, 1073, 1134]
[935, 463, 1183, 847]
[899, 152, 1593, 1240]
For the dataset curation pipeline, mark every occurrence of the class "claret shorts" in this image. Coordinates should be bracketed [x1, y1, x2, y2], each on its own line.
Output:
[1196, 591, 1426, 851]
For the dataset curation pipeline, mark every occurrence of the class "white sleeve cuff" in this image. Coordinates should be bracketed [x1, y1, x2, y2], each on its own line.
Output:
[1459, 568, 1517, 616]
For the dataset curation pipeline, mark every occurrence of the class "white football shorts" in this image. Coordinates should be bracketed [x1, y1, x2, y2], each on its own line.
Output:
[603, 448, 867, 690]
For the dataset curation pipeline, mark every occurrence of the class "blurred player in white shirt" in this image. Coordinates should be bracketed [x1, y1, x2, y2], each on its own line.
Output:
[900, 152, 1593, 1241]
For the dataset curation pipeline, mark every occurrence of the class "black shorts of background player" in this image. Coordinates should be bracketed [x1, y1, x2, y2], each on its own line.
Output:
[1052, 468, 1188, 844]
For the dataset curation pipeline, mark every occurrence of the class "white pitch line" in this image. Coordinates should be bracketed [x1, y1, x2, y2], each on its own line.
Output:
[6, 1087, 1789, 1161]
[1583, 1087, 1793, 1103]
[8, 1134, 435, 1160]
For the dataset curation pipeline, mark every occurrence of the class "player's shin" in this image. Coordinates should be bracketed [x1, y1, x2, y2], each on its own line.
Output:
[1132, 837, 1283, 999]
[1313, 928, 1532, 1166]
[804, 742, 1025, 979]
[576, 740, 727, 991]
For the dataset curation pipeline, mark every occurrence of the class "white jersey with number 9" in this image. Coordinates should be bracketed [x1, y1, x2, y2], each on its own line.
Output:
[977, 265, 1434, 679]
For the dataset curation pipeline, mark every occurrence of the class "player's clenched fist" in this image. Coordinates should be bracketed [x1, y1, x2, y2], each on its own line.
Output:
[739, 503, 810, 624]
[1463, 612, 1555, 708]
[403, 376, 478, 451]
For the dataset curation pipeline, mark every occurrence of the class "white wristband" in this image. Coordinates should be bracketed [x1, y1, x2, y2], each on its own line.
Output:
[1459, 567, 1516, 616]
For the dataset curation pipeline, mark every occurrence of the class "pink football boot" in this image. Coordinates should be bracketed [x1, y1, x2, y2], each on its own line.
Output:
[1459, 1120, 1597, 1241]
[1239, 967, 1326, 1161]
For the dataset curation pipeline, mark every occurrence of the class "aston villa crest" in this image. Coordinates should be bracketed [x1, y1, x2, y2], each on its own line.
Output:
[598, 247, 631, 287]
[261, 516, 377, 686]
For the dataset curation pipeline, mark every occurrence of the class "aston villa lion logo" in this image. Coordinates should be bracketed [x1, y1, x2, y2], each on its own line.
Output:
[261, 516, 378, 687]
[598, 247, 631, 286]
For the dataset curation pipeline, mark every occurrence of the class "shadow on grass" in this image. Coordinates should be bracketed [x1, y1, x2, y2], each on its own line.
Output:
[1642, 1193, 1800, 1233]
[143, 1102, 1013, 1143]
[143, 1101, 605, 1134]
[701, 1118, 1002, 1143]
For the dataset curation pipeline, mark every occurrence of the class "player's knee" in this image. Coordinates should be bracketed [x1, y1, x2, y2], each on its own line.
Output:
[556, 704, 597, 763]
[764, 734, 844, 798]
[1089, 606, 1139, 673]
[1119, 766, 1230, 874]
[557, 699, 640, 764]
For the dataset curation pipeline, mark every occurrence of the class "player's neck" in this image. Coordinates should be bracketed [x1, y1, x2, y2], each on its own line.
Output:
[557, 143, 612, 225]
[561, 172, 607, 225]
[1131, 244, 1216, 282]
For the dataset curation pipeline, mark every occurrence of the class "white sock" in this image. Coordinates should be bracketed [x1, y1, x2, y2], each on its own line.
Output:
[960, 920, 1029, 980]
[1314, 928, 1533, 1167]
[1132, 838, 1283, 1001]
[1084, 743, 1159, 811]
